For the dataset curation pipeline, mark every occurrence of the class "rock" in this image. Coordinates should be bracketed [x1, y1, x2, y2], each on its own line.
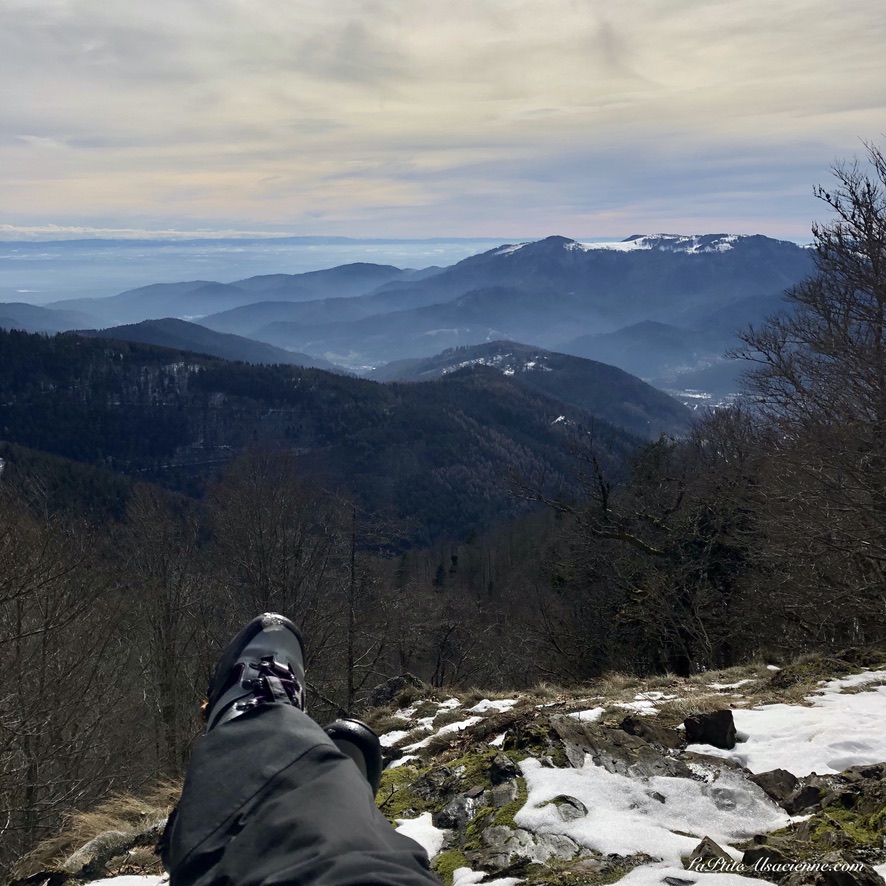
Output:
[783, 852, 886, 886]
[490, 781, 518, 807]
[751, 769, 801, 805]
[743, 844, 792, 868]
[489, 753, 518, 785]
[620, 715, 685, 749]
[552, 719, 692, 778]
[685, 836, 733, 869]
[433, 793, 481, 832]
[543, 795, 588, 822]
[784, 783, 823, 815]
[475, 825, 580, 868]
[684, 710, 736, 750]
[839, 763, 884, 783]
[366, 673, 425, 708]
[411, 766, 456, 803]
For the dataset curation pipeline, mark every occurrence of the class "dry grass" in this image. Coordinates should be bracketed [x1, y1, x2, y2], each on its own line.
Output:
[363, 709, 410, 734]
[458, 687, 516, 707]
[431, 707, 470, 729]
[593, 672, 641, 697]
[17, 781, 180, 878]
[655, 693, 735, 726]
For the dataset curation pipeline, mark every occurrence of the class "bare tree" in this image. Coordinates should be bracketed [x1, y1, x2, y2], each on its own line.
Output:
[0, 486, 127, 876]
[117, 483, 206, 775]
[736, 142, 886, 643]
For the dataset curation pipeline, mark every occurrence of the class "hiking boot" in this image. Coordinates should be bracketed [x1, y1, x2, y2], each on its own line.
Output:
[324, 718, 383, 796]
[204, 612, 306, 732]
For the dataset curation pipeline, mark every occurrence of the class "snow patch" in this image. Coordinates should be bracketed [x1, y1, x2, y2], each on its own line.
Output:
[691, 671, 886, 775]
[88, 879, 166, 886]
[517, 756, 788, 866]
[387, 753, 420, 769]
[567, 707, 606, 723]
[453, 868, 524, 885]
[708, 680, 755, 690]
[394, 811, 447, 859]
[402, 716, 485, 751]
[453, 867, 524, 885]
[468, 698, 519, 713]
[437, 697, 463, 711]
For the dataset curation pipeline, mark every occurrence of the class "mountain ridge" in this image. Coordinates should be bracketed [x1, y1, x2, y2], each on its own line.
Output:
[368, 341, 693, 439]
[76, 317, 337, 370]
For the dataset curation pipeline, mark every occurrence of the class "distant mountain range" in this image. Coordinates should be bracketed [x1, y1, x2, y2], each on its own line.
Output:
[4, 233, 813, 402]
[77, 318, 337, 371]
[45, 263, 419, 327]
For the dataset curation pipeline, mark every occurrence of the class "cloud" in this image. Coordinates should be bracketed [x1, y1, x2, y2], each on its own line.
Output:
[0, 0, 884, 237]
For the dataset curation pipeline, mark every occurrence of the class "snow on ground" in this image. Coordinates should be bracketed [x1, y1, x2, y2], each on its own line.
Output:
[616, 864, 769, 886]
[395, 812, 447, 858]
[516, 757, 787, 866]
[614, 691, 676, 716]
[692, 671, 886, 775]
[401, 716, 485, 751]
[89, 878, 166, 886]
[708, 679, 755, 690]
[452, 868, 524, 886]
[467, 698, 518, 713]
[568, 706, 606, 722]
[509, 670, 886, 886]
[437, 697, 463, 711]
[388, 753, 420, 769]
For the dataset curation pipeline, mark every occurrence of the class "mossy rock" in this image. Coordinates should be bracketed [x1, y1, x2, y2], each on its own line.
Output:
[808, 807, 886, 852]
[432, 849, 471, 885]
[515, 857, 645, 886]
[377, 763, 437, 819]
[490, 776, 529, 830]
[764, 803, 886, 863]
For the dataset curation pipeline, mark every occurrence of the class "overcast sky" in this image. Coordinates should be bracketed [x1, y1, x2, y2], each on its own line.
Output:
[2, 0, 884, 240]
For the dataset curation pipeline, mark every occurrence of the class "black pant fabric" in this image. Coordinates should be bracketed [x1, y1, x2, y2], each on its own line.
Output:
[166, 705, 443, 886]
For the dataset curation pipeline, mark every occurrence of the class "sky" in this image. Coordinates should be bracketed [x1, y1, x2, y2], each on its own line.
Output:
[2, 0, 885, 241]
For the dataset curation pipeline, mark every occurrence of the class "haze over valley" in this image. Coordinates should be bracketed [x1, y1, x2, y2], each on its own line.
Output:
[1, 231, 813, 408]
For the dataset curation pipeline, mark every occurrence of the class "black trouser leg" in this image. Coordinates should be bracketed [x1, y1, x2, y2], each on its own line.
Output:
[166, 705, 442, 886]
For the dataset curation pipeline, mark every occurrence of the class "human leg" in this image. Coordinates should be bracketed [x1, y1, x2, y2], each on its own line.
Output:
[162, 613, 441, 886]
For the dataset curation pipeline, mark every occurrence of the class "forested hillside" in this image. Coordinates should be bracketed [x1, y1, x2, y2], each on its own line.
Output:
[0, 329, 639, 542]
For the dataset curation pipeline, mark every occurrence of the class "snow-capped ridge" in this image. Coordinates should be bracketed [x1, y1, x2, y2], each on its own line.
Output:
[575, 233, 743, 254]
[494, 233, 780, 257]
